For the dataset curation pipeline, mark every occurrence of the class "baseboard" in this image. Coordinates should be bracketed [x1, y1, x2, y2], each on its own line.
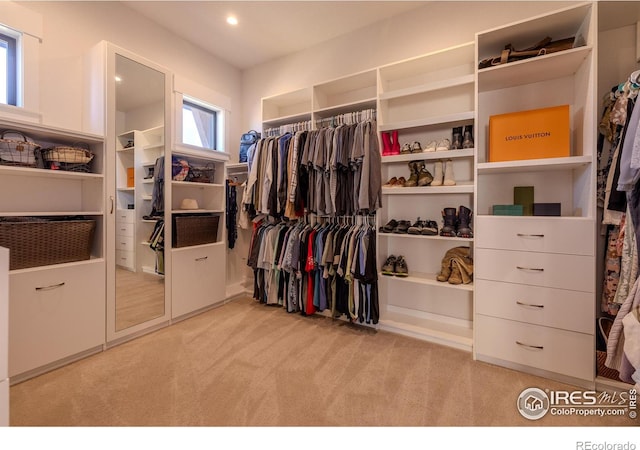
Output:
[9, 345, 104, 385]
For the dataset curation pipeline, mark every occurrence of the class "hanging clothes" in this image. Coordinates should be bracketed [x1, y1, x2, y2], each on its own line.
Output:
[246, 216, 379, 325]
[241, 118, 382, 220]
[602, 70, 640, 386]
[226, 179, 238, 249]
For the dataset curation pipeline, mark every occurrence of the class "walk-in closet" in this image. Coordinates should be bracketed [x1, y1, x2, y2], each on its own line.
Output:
[0, 0, 639, 434]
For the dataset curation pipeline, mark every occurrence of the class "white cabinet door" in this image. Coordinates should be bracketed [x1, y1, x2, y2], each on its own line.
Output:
[172, 243, 225, 319]
[9, 261, 105, 377]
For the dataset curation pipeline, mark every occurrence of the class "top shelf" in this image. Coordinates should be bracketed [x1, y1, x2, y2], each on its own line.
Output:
[477, 46, 592, 92]
[477, 2, 593, 59]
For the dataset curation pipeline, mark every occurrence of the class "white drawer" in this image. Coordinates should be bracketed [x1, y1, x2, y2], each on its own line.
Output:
[475, 216, 594, 256]
[0, 378, 7, 426]
[475, 279, 594, 334]
[115, 209, 135, 224]
[116, 221, 134, 237]
[115, 250, 135, 270]
[115, 235, 135, 252]
[475, 248, 594, 292]
[475, 315, 594, 381]
[9, 261, 105, 377]
[172, 243, 225, 318]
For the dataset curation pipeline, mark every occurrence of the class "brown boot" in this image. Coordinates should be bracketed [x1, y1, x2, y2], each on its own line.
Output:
[404, 161, 419, 187]
[417, 162, 434, 186]
[437, 251, 453, 282]
[448, 262, 463, 284]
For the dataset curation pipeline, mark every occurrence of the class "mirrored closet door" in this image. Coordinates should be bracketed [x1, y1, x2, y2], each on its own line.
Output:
[105, 44, 172, 343]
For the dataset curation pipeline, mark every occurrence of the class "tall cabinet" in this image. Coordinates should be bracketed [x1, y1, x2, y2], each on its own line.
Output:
[473, 2, 597, 387]
[0, 118, 106, 382]
[170, 147, 227, 319]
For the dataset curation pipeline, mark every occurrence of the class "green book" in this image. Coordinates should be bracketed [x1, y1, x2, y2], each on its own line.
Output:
[514, 186, 534, 216]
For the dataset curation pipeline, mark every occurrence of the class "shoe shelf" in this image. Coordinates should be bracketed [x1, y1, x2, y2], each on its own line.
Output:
[380, 271, 474, 291]
[379, 111, 474, 133]
[381, 148, 474, 164]
[382, 182, 474, 195]
[378, 232, 473, 243]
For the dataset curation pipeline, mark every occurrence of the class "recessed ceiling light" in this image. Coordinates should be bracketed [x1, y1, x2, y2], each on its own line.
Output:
[226, 16, 238, 26]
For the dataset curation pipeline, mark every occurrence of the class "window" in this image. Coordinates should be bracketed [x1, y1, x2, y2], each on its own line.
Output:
[182, 97, 217, 150]
[0, 29, 17, 106]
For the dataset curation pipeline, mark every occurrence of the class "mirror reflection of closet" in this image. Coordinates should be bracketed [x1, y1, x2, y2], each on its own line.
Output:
[113, 54, 166, 332]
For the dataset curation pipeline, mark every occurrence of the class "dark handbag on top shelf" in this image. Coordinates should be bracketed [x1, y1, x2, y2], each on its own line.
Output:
[478, 36, 577, 69]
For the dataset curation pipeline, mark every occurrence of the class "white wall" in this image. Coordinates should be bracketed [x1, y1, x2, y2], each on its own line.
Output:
[17, 1, 242, 152]
[241, 1, 576, 131]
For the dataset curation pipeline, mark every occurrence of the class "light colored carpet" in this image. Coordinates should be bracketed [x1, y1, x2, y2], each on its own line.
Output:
[8, 297, 637, 426]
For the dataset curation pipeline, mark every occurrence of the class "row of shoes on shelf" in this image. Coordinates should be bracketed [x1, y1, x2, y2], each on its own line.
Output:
[380, 206, 473, 238]
[381, 125, 474, 156]
[381, 245, 473, 285]
[383, 160, 455, 187]
[380, 218, 439, 235]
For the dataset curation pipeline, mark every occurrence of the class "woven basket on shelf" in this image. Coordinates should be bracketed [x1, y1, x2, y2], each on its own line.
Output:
[40, 144, 94, 172]
[172, 214, 219, 248]
[0, 217, 96, 270]
[0, 130, 40, 167]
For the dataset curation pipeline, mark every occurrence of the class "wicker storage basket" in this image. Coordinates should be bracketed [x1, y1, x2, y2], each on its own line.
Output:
[40, 144, 94, 172]
[0, 217, 96, 270]
[0, 130, 40, 167]
[173, 214, 219, 248]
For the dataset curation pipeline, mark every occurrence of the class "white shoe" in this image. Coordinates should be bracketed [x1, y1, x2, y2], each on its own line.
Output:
[443, 159, 456, 186]
[436, 138, 451, 151]
[431, 160, 443, 186]
[424, 140, 437, 152]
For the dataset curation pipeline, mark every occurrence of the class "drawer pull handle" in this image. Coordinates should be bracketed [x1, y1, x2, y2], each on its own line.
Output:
[517, 233, 544, 237]
[516, 301, 544, 308]
[516, 266, 544, 272]
[516, 341, 544, 350]
[35, 282, 65, 291]
[195, 256, 208, 262]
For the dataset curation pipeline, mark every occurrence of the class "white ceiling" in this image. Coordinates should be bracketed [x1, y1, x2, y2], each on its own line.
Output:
[121, 1, 427, 70]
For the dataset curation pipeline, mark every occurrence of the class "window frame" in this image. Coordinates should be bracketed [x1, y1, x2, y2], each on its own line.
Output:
[0, 28, 18, 106]
[182, 97, 218, 151]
